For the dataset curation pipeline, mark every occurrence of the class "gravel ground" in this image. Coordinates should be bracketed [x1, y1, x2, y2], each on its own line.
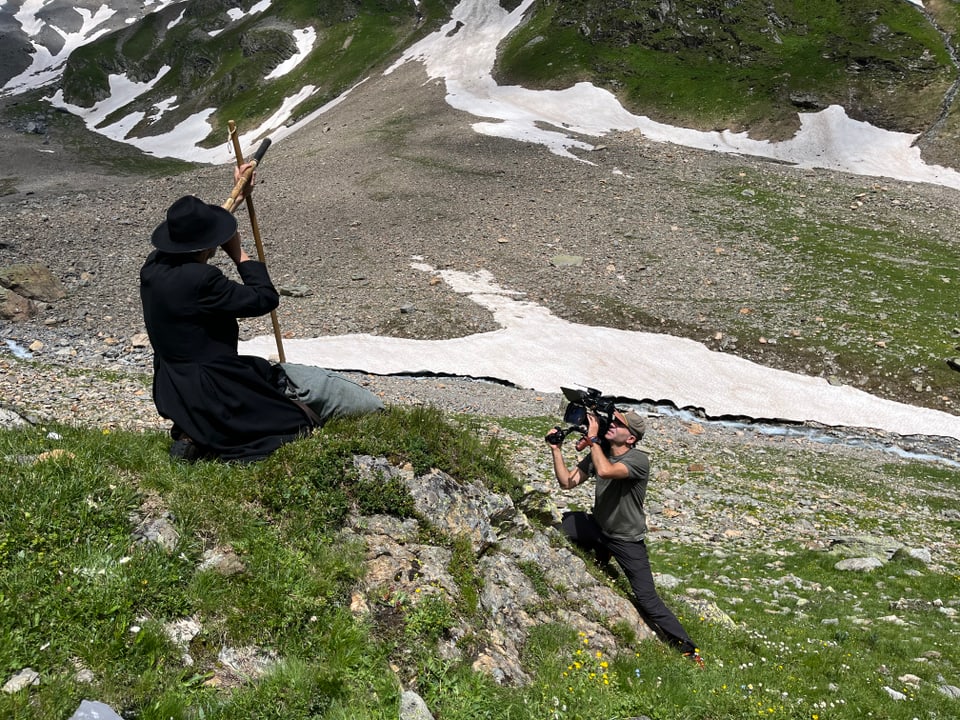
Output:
[1, 64, 960, 467]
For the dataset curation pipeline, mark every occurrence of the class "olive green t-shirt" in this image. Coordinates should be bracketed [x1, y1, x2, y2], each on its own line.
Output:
[578, 447, 650, 541]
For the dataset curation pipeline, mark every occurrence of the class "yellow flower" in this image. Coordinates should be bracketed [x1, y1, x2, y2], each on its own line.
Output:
[600, 661, 608, 669]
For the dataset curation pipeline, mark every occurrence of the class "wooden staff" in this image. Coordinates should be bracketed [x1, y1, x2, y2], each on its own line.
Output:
[223, 124, 286, 363]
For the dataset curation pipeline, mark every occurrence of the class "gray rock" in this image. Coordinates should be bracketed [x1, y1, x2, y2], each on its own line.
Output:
[198, 547, 247, 576]
[2, 667, 39, 693]
[939, 684, 960, 700]
[217, 645, 280, 681]
[163, 617, 202, 665]
[0, 406, 29, 429]
[835, 557, 884, 572]
[0, 286, 35, 322]
[68, 700, 123, 720]
[882, 685, 907, 701]
[403, 468, 519, 553]
[828, 535, 901, 560]
[905, 547, 932, 564]
[278, 285, 312, 298]
[0, 263, 66, 302]
[132, 514, 180, 552]
[400, 689, 435, 720]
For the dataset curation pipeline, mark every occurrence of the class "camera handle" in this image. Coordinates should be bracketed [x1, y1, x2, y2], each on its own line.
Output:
[544, 424, 587, 447]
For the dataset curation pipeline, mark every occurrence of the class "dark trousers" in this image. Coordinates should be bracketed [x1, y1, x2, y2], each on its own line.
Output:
[562, 511, 697, 653]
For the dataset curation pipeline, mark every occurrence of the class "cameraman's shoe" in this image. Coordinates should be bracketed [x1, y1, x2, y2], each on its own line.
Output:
[683, 650, 705, 669]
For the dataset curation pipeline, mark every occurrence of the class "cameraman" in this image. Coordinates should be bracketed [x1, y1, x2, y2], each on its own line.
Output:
[548, 408, 704, 666]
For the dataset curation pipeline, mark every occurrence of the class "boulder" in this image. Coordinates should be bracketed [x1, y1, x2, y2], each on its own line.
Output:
[0, 286, 35, 321]
[0, 263, 66, 302]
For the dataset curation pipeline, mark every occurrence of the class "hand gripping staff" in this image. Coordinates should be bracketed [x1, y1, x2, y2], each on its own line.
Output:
[222, 122, 285, 363]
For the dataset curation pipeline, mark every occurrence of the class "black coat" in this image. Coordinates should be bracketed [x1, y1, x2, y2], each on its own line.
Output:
[139, 250, 311, 461]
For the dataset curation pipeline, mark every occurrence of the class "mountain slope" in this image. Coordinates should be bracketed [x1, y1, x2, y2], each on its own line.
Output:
[3, 0, 959, 167]
[495, 0, 960, 165]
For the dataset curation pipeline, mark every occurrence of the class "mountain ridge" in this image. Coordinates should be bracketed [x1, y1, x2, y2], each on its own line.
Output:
[3, 1, 959, 168]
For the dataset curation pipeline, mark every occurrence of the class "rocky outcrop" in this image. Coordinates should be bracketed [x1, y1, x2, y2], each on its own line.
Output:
[344, 455, 672, 686]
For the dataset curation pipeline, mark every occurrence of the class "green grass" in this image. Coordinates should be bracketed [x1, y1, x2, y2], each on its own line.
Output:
[702, 166, 960, 401]
[497, 0, 956, 135]
[53, 0, 455, 153]
[0, 409, 957, 719]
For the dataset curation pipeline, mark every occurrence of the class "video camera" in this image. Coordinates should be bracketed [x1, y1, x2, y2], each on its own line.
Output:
[545, 386, 619, 450]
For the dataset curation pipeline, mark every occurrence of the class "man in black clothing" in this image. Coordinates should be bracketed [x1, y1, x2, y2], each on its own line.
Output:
[547, 407, 704, 666]
[140, 192, 315, 461]
[140, 180, 383, 462]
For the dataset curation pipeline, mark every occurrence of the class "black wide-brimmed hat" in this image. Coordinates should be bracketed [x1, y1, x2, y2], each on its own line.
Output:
[151, 195, 237, 253]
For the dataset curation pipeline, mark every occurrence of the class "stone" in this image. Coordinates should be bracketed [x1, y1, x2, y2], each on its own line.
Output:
[198, 547, 247, 576]
[402, 468, 520, 553]
[400, 690, 435, 720]
[939, 684, 960, 700]
[132, 514, 180, 552]
[68, 700, 123, 720]
[0, 407, 29, 429]
[882, 685, 907, 701]
[164, 616, 202, 665]
[3, 668, 40, 693]
[0, 286, 35, 322]
[217, 645, 280, 682]
[827, 535, 901, 561]
[279, 285, 312, 297]
[0, 263, 66, 302]
[549, 255, 584, 267]
[835, 557, 884, 572]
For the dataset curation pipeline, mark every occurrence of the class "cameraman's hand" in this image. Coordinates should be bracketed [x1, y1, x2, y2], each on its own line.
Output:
[545, 427, 564, 447]
[586, 412, 600, 437]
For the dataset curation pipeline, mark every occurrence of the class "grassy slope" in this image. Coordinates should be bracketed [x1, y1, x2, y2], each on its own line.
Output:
[0, 413, 957, 719]
[496, 0, 959, 140]
[59, 0, 458, 148]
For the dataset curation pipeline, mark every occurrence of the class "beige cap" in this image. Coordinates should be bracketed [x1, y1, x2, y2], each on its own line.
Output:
[614, 409, 646, 440]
